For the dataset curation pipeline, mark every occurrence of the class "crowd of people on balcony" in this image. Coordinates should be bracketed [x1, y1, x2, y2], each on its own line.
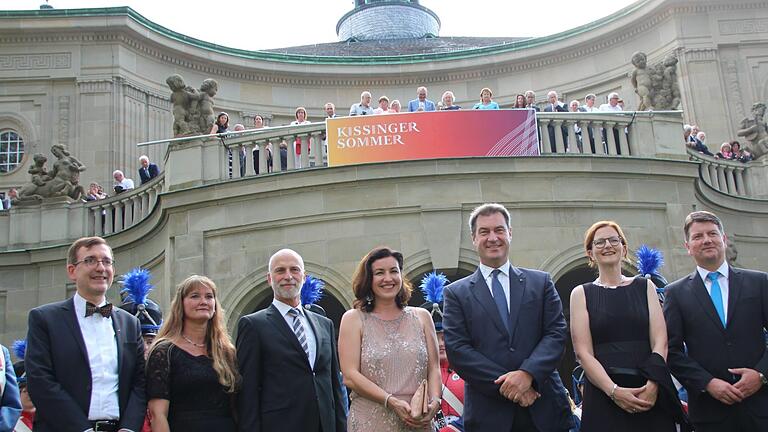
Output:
[684, 124, 752, 163]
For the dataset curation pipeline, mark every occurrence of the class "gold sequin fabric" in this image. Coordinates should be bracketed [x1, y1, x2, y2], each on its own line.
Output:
[348, 307, 431, 431]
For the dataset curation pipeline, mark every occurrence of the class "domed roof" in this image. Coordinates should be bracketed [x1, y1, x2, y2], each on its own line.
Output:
[337, 0, 440, 41]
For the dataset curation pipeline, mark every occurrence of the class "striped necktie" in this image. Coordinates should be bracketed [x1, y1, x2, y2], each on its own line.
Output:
[287, 307, 310, 358]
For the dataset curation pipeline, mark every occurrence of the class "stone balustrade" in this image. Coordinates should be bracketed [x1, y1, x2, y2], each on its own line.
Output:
[86, 173, 164, 236]
[687, 149, 753, 197]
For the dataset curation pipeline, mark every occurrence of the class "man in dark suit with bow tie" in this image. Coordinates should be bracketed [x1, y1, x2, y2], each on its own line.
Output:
[26, 236, 146, 432]
[443, 203, 574, 431]
[237, 249, 347, 432]
[664, 211, 768, 431]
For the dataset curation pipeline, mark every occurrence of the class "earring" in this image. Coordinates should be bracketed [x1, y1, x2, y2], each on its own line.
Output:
[365, 295, 373, 305]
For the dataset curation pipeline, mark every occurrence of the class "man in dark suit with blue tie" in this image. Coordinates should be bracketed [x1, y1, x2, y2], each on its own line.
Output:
[443, 203, 574, 431]
[236, 249, 347, 432]
[664, 211, 768, 432]
[26, 236, 146, 432]
[137, 155, 159, 185]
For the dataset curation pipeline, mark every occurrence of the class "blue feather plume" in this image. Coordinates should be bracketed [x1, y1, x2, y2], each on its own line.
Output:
[121, 268, 154, 305]
[301, 275, 325, 306]
[636, 245, 664, 277]
[420, 271, 449, 303]
[12, 339, 26, 361]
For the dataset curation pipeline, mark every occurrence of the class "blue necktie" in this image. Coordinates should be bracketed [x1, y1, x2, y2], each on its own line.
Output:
[707, 272, 726, 327]
[491, 269, 510, 329]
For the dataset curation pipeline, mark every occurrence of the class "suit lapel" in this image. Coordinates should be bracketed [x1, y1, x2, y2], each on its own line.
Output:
[62, 298, 90, 364]
[507, 265, 526, 338]
[726, 267, 741, 328]
[111, 311, 125, 374]
[689, 271, 726, 332]
[469, 269, 508, 336]
[305, 310, 325, 369]
[265, 304, 311, 369]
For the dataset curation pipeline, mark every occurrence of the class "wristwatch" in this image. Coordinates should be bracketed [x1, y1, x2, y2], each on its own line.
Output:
[759, 372, 768, 386]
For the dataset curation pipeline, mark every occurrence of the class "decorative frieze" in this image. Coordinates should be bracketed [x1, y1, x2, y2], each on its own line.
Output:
[682, 48, 718, 62]
[723, 60, 745, 118]
[719, 18, 768, 35]
[77, 79, 113, 94]
[0, 53, 71, 70]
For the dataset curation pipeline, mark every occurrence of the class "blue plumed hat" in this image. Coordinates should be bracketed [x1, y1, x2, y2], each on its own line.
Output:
[301, 275, 327, 317]
[635, 245, 668, 288]
[419, 271, 450, 331]
[119, 268, 162, 336]
[12, 339, 27, 385]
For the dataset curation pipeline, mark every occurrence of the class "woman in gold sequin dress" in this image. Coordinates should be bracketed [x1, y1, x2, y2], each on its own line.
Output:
[339, 246, 442, 431]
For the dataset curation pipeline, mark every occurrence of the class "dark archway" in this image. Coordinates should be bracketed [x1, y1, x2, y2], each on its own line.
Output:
[406, 268, 474, 307]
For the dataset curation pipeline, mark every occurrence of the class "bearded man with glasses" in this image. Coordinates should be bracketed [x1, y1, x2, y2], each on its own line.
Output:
[26, 236, 146, 432]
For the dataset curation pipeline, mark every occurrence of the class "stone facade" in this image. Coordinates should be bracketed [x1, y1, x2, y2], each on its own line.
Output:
[0, 0, 767, 359]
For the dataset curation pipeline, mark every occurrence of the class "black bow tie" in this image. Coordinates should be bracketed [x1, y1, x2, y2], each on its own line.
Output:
[85, 302, 113, 318]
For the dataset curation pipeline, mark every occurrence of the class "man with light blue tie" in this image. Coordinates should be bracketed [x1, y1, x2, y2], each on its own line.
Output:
[664, 210, 768, 432]
[443, 203, 574, 431]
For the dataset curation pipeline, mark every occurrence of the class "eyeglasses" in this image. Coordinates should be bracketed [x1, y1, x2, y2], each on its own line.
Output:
[72, 257, 115, 267]
[592, 237, 622, 249]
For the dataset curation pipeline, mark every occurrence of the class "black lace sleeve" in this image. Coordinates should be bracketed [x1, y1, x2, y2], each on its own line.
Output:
[146, 341, 172, 400]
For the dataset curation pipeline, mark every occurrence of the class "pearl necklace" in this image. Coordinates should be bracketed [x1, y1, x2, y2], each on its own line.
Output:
[181, 333, 206, 348]
[593, 275, 631, 289]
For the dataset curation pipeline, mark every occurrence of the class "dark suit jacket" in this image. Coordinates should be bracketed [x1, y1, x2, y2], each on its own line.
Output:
[26, 297, 146, 432]
[664, 267, 768, 424]
[138, 163, 159, 185]
[443, 266, 574, 431]
[543, 103, 568, 113]
[236, 304, 346, 432]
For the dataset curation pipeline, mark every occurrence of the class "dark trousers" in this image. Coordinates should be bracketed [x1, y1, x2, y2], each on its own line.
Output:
[510, 405, 538, 432]
[693, 405, 768, 432]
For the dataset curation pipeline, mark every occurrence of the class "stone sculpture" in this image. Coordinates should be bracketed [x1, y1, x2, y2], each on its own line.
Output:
[630, 51, 681, 111]
[166, 74, 219, 136]
[736, 102, 768, 160]
[14, 143, 86, 204]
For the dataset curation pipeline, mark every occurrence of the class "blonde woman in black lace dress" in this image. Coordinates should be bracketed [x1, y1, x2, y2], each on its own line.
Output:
[146, 275, 239, 431]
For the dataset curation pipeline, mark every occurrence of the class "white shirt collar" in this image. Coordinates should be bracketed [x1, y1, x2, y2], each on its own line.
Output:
[696, 260, 729, 282]
[272, 298, 303, 317]
[479, 261, 510, 280]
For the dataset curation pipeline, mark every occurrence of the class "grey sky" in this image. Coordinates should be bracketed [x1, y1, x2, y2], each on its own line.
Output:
[9, 0, 638, 50]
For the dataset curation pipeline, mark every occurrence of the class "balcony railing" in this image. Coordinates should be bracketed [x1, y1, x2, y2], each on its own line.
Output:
[147, 111, 688, 187]
[687, 148, 752, 197]
[85, 173, 164, 236]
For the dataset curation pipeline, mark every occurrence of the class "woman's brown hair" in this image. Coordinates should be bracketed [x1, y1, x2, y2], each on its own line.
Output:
[352, 246, 412, 312]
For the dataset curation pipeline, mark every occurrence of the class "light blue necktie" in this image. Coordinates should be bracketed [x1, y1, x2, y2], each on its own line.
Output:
[707, 271, 726, 327]
[491, 269, 510, 330]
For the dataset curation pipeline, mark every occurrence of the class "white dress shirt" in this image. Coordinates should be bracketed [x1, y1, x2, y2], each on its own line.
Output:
[697, 261, 730, 320]
[73, 292, 120, 421]
[272, 299, 317, 369]
[478, 261, 511, 310]
[599, 103, 623, 112]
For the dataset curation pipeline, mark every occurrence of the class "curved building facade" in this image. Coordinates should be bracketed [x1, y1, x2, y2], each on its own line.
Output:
[0, 1, 767, 380]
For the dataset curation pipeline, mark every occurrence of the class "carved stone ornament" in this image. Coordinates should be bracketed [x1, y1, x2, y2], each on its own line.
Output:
[736, 102, 768, 160]
[166, 74, 219, 137]
[630, 51, 681, 111]
[13, 143, 86, 205]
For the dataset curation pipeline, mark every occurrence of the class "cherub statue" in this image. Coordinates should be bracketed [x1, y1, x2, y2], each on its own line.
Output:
[198, 78, 218, 133]
[661, 54, 681, 109]
[736, 102, 768, 159]
[631, 52, 653, 111]
[15, 153, 50, 202]
[166, 74, 200, 136]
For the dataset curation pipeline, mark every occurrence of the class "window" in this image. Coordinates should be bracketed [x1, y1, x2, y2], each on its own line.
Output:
[0, 130, 25, 173]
